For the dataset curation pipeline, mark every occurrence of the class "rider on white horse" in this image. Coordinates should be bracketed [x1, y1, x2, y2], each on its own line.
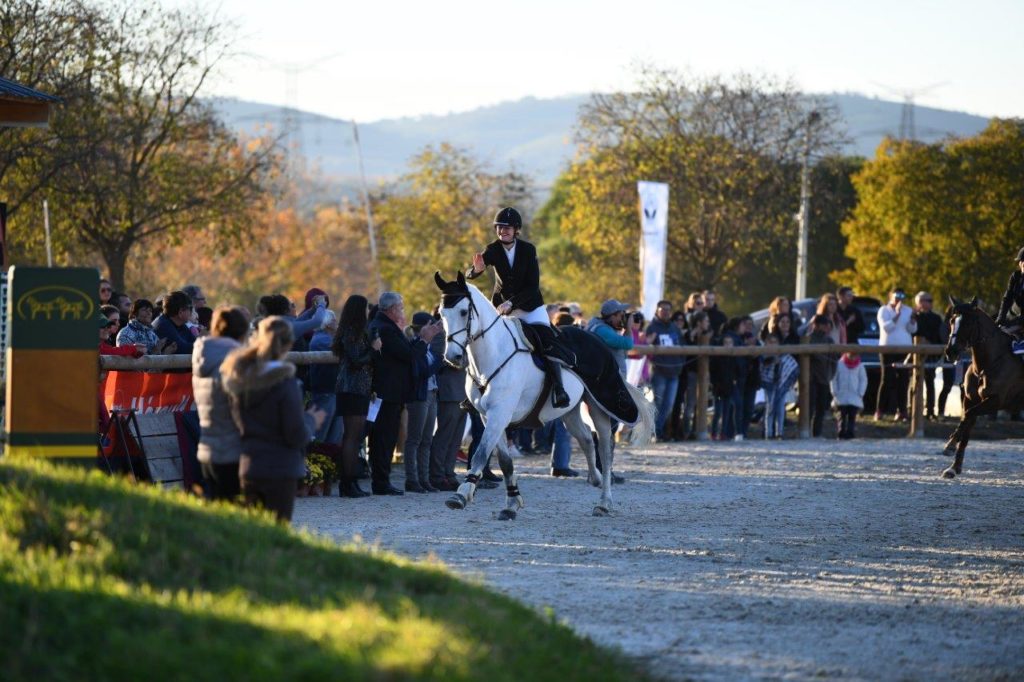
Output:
[994, 246, 1024, 355]
[468, 207, 571, 408]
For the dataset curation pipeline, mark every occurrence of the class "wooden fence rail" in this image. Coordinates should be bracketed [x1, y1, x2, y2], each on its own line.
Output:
[101, 342, 950, 440]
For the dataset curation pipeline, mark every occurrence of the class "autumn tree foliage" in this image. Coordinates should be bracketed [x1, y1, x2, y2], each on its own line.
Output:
[836, 119, 1024, 309]
[129, 192, 377, 312]
[1, 2, 277, 291]
[536, 68, 844, 312]
[375, 144, 533, 312]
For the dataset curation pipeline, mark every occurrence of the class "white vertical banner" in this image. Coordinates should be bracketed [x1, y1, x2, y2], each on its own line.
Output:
[637, 181, 669, 320]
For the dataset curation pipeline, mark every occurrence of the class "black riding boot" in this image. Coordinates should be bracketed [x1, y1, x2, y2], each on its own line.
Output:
[529, 323, 571, 408]
[546, 359, 570, 408]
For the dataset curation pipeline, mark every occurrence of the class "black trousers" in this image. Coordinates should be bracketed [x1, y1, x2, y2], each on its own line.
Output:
[809, 380, 832, 437]
[876, 353, 909, 416]
[241, 476, 297, 523]
[201, 460, 240, 501]
[836, 405, 859, 438]
[924, 367, 936, 415]
[368, 399, 402, 488]
[938, 366, 956, 416]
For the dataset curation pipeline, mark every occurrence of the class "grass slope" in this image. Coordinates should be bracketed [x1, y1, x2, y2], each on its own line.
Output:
[0, 460, 649, 681]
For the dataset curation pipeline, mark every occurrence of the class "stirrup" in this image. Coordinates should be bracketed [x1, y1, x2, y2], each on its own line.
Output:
[551, 387, 570, 408]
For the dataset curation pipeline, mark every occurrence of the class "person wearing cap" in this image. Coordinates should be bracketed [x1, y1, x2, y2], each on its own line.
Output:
[876, 287, 917, 421]
[995, 247, 1024, 354]
[583, 300, 638, 481]
[467, 207, 570, 408]
[567, 302, 585, 327]
[912, 291, 944, 419]
[587, 300, 636, 374]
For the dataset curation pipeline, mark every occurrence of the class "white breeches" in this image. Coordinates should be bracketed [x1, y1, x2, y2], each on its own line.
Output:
[510, 306, 551, 326]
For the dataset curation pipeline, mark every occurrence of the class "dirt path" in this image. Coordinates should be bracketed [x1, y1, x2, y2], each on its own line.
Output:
[294, 439, 1024, 680]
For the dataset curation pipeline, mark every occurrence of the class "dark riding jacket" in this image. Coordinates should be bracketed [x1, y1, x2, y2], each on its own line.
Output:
[996, 270, 1024, 324]
[466, 239, 544, 312]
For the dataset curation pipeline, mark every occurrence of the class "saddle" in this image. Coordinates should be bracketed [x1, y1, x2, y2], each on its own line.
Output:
[517, 322, 577, 366]
[520, 323, 640, 426]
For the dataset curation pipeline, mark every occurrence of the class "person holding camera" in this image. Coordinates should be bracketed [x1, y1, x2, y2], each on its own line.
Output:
[584, 300, 637, 481]
[875, 287, 918, 422]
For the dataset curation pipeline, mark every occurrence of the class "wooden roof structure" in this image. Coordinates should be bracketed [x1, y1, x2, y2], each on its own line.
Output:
[0, 76, 61, 128]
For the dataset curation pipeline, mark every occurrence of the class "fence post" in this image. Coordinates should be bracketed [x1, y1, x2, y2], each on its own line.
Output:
[910, 339, 925, 438]
[798, 353, 811, 439]
[695, 339, 710, 441]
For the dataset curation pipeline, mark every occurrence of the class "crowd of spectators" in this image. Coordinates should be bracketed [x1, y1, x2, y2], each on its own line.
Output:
[96, 278, 962, 522]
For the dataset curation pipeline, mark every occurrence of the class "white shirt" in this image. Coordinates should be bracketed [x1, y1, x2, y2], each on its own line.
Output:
[878, 303, 917, 346]
[503, 241, 516, 268]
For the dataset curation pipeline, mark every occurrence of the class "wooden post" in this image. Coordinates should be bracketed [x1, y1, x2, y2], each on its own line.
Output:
[695, 353, 710, 441]
[798, 354, 811, 439]
[910, 339, 925, 438]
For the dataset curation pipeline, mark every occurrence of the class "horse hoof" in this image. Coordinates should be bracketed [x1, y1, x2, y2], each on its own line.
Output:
[592, 505, 609, 517]
[445, 493, 467, 510]
[497, 509, 517, 521]
[941, 468, 956, 479]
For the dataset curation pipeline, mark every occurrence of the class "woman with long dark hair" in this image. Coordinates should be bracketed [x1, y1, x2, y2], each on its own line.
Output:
[331, 294, 382, 498]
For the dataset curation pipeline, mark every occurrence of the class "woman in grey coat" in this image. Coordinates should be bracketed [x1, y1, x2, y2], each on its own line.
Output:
[192, 306, 250, 500]
[222, 316, 325, 523]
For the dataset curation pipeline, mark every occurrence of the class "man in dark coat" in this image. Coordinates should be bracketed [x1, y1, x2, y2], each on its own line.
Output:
[913, 291, 944, 418]
[366, 292, 441, 495]
[837, 286, 865, 344]
[703, 290, 728, 337]
[428, 329, 467, 492]
[467, 207, 569, 407]
[995, 247, 1024, 354]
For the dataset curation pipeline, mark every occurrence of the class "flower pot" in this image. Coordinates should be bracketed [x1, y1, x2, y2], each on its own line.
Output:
[296, 483, 309, 498]
[320, 480, 332, 496]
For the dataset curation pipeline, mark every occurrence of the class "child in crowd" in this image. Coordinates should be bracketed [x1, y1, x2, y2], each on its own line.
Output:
[831, 351, 869, 439]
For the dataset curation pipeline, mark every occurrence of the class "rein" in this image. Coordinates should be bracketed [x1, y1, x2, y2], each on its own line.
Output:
[445, 293, 531, 394]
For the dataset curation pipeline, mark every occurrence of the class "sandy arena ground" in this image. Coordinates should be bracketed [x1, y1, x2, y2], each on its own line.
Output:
[294, 438, 1024, 681]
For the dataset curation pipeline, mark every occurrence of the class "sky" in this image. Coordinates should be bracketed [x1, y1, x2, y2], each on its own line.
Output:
[179, 0, 1024, 123]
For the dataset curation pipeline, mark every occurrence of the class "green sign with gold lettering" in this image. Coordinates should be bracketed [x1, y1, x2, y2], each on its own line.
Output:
[5, 266, 99, 459]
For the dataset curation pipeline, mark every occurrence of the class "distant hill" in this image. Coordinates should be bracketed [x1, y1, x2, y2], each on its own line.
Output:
[211, 93, 991, 190]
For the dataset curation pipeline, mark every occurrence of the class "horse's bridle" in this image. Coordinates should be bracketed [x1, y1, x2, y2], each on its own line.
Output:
[948, 308, 996, 356]
[443, 293, 529, 392]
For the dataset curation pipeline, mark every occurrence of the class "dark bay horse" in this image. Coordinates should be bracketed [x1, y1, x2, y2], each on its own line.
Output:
[941, 297, 1024, 478]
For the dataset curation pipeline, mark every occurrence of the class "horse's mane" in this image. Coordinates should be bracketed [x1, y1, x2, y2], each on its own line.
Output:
[463, 280, 495, 313]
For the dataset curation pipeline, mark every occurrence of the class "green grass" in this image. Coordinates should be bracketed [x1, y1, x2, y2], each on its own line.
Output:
[0, 459, 650, 681]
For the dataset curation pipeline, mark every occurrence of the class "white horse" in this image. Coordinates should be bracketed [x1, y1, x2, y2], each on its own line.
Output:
[434, 271, 654, 518]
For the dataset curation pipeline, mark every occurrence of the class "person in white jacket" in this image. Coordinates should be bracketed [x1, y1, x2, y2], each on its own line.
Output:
[875, 288, 918, 421]
[832, 351, 869, 438]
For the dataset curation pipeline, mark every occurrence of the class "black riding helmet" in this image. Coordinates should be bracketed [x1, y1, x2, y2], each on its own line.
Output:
[493, 207, 522, 231]
[1016, 246, 1024, 261]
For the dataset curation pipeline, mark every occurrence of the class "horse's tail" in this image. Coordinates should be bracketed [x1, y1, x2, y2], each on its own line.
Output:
[624, 381, 655, 447]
